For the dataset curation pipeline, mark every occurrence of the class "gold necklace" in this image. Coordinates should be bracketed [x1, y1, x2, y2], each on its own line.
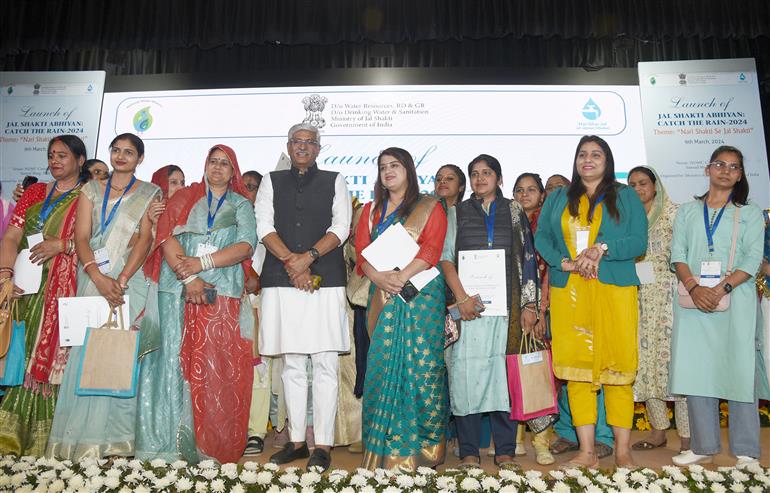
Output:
[55, 181, 79, 193]
[110, 181, 130, 192]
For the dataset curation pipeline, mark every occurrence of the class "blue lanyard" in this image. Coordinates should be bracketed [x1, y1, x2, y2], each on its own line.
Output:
[376, 198, 401, 235]
[703, 194, 731, 254]
[101, 175, 136, 235]
[484, 201, 497, 248]
[39, 181, 78, 225]
[207, 189, 227, 235]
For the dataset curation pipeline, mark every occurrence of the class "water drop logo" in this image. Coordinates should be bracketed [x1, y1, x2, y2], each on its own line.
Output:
[582, 98, 601, 121]
[649, 76, 656, 86]
[738, 72, 746, 81]
[133, 107, 153, 132]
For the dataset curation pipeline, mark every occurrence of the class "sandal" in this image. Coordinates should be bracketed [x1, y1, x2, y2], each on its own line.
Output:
[595, 442, 614, 459]
[493, 456, 518, 471]
[457, 457, 481, 470]
[561, 459, 599, 470]
[560, 451, 599, 470]
[631, 438, 667, 451]
[549, 437, 579, 455]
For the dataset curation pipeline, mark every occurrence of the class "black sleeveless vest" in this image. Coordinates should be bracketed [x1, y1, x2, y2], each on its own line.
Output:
[455, 193, 514, 310]
[260, 164, 347, 288]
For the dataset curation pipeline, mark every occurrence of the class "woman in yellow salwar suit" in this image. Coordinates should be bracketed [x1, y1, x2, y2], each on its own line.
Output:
[535, 135, 647, 468]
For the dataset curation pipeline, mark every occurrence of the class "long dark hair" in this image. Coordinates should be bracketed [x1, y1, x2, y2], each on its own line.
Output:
[567, 135, 620, 222]
[436, 164, 467, 202]
[374, 147, 420, 218]
[697, 145, 749, 206]
[48, 135, 90, 183]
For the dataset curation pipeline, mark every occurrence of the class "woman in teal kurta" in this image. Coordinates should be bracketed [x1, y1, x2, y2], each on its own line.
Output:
[136, 145, 256, 464]
[669, 145, 770, 467]
[47, 133, 160, 460]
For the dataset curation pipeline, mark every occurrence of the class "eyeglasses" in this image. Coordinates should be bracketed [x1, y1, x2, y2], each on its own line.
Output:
[709, 160, 743, 172]
[244, 183, 260, 192]
[289, 138, 319, 147]
[207, 158, 232, 168]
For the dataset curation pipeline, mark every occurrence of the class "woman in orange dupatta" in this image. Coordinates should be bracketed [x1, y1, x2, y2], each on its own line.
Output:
[136, 145, 257, 463]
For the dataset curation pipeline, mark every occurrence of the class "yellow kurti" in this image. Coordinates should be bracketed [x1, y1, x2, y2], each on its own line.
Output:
[550, 196, 638, 388]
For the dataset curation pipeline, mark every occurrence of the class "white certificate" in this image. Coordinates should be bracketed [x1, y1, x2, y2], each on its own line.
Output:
[635, 261, 656, 285]
[13, 249, 43, 295]
[58, 296, 131, 347]
[458, 249, 507, 317]
[361, 222, 439, 291]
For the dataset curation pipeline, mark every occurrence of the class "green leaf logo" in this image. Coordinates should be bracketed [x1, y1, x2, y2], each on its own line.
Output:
[133, 107, 153, 132]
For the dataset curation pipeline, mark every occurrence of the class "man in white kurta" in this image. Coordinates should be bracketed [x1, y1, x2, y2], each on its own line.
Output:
[255, 123, 351, 471]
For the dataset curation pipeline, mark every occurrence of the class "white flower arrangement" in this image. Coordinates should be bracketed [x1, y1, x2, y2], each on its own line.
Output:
[0, 454, 768, 492]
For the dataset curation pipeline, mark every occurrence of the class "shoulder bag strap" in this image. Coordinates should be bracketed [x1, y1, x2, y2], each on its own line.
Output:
[726, 206, 741, 274]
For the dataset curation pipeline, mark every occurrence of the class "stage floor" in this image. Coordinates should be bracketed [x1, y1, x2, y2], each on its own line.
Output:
[244, 428, 770, 471]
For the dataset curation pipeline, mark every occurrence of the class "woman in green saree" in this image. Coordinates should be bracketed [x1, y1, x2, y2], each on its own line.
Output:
[355, 147, 449, 471]
[0, 135, 88, 455]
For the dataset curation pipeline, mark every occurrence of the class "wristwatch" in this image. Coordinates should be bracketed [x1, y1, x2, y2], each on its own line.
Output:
[597, 242, 609, 255]
[308, 247, 320, 262]
[723, 282, 733, 294]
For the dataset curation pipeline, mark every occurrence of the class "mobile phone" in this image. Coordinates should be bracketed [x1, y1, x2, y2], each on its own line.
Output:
[399, 281, 419, 303]
[181, 286, 218, 304]
[447, 294, 485, 320]
[203, 287, 217, 304]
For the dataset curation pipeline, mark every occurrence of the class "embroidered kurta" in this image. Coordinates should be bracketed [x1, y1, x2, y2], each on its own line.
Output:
[632, 172, 681, 402]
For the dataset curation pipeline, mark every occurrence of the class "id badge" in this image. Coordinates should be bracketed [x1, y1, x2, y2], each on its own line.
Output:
[699, 259, 722, 288]
[93, 247, 111, 275]
[196, 243, 218, 257]
[575, 228, 590, 254]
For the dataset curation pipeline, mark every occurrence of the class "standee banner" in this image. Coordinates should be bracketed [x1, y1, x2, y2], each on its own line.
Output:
[638, 59, 769, 206]
[0, 71, 106, 199]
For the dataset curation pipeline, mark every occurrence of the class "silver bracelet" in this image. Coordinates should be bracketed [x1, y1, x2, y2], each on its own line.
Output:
[200, 253, 215, 271]
[182, 274, 198, 285]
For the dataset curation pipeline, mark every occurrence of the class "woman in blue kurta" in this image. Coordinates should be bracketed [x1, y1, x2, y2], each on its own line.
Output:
[47, 133, 160, 460]
[136, 145, 257, 464]
[669, 145, 770, 467]
[440, 154, 539, 469]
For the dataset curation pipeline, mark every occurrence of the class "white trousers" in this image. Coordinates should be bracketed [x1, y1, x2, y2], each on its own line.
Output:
[282, 352, 339, 446]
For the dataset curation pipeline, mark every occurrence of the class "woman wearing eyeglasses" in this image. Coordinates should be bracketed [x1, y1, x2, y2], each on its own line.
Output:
[669, 146, 770, 467]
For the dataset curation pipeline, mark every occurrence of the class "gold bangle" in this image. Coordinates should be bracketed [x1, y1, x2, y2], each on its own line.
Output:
[457, 295, 471, 305]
